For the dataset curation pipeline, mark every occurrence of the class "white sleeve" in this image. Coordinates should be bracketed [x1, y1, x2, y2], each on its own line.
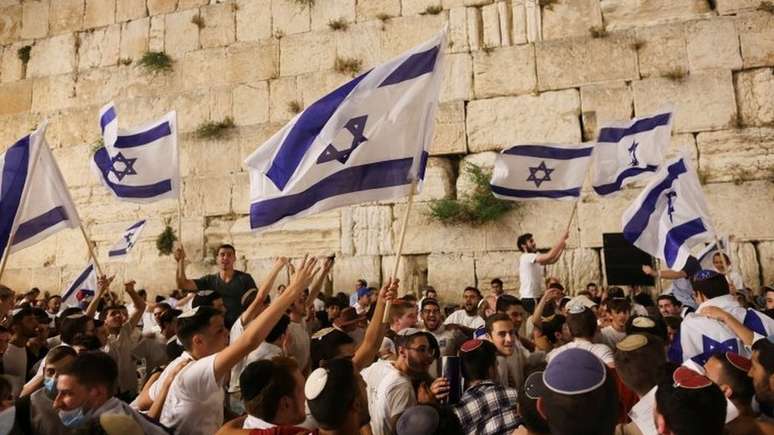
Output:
[443, 311, 459, 325]
[229, 318, 246, 344]
[178, 354, 220, 399]
[525, 253, 538, 264]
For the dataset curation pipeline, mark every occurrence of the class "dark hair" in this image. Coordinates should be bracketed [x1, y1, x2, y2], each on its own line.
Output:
[98, 304, 126, 321]
[0, 285, 14, 301]
[460, 340, 497, 382]
[613, 334, 666, 396]
[752, 339, 774, 375]
[311, 329, 355, 370]
[46, 345, 78, 365]
[496, 295, 522, 313]
[538, 314, 566, 344]
[633, 292, 655, 308]
[518, 375, 549, 434]
[48, 295, 62, 302]
[0, 376, 11, 402]
[60, 316, 94, 345]
[71, 333, 102, 351]
[485, 312, 512, 335]
[158, 309, 181, 329]
[655, 376, 726, 435]
[324, 296, 345, 310]
[266, 314, 291, 343]
[693, 274, 730, 299]
[566, 308, 597, 339]
[241, 357, 299, 421]
[11, 306, 35, 326]
[192, 292, 222, 309]
[663, 316, 682, 331]
[490, 278, 503, 286]
[712, 252, 731, 264]
[657, 294, 679, 306]
[356, 279, 367, 288]
[607, 287, 625, 299]
[177, 306, 222, 350]
[606, 298, 631, 314]
[542, 368, 619, 435]
[463, 286, 482, 298]
[517, 233, 533, 252]
[308, 358, 358, 429]
[708, 354, 755, 404]
[61, 351, 119, 394]
[216, 244, 236, 255]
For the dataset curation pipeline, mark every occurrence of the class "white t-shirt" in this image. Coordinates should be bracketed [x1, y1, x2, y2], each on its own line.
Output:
[361, 360, 416, 435]
[243, 415, 275, 429]
[92, 397, 168, 435]
[519, 253, 543, 299]
[547, 339, 615, 366]
[107, 322, 140, 394]
[287, 320, 310, 370]
[443, 310, 485, 330]
[146, 352, 193, 403]
[160, 354, 224, 435]
[600, 326, 627, 349]
[228, 315, 282, 393]
[3, 343, 27, 391]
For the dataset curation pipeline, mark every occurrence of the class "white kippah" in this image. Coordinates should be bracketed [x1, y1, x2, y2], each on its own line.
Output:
[177, 306, 200, 319]
[197, 290, 214, 297]
[305, 368, 328, 400]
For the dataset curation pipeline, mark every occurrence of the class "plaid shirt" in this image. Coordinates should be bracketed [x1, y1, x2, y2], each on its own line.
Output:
[452, 381, 520, 435]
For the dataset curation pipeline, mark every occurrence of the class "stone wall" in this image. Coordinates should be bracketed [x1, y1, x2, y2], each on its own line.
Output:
[0, 0, 773, 303]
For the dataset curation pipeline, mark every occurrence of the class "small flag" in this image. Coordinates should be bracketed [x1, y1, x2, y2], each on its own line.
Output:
[697, 236, 730, 270]
[0, 124, 81, 259]
[108, 219, 146, 258]
[621, 156, 715, 270]
[592, 109, 673, 196]
[61, 263, 97, 307]
[245, 30, 446, 231]
[490, 144, 594, 201]
[91, 102, 179, 203]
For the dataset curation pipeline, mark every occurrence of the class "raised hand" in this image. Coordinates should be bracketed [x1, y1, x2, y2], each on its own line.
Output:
[124, 280, 136, 292]
[379, 278, 399, 303]
[642, 265, 655, 276]
[97, 275, 115, 292]
[173, 246, 186, 263]
[288, 255, 319, 292]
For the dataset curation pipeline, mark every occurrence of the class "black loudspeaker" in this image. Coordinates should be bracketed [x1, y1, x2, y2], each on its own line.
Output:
[602, 233, 655, 286]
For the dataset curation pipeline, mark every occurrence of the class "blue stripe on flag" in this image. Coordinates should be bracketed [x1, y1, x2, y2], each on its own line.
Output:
[265, 73, 369, 192]
[379, 45, 440, 88]
[663, 217, 707, 268]
[100, 106, 117, 133]
[108, 247, 128, 257]
[592, 165, 659, 196]
[0, 136, 31, 258]
[597, 112, 671, 143]
[62, 264, 94, 302]
[251, 154, 425, 229]
[502, 145, 593, 160]
[127, 219, 146, 230]
[743, 310, 767, 336]
[93, 148, 172, 198]
[114, 122, 172, 149]
[490, 184, 581, 199]
[622, 159, 687, 244]
[13, 206, 68, 245]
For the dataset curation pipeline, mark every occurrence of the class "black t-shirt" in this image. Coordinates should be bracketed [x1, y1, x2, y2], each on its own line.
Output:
[193, 270, 256, 327]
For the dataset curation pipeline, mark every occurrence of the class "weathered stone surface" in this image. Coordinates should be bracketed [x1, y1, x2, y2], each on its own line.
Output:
[355, 0, 400, 21]
[0, 5, 21, 45]
[736, 68, 774, 128]
[466, 6, 481, 51]
[511, 1, 526, 45]
[580, 81, 633, 140]
[473, 44, 535, 99]
[45, 106, 100, 146]
[1, 41, 24, 83]
[32, 74, 77, 113]
[759, 242, 774, 286]
[120, 17, 149, 60]
[233, 82, 269, 125]
[381, 254, 428, 295]
[165, 9, 200, 56]
[577, 188, 640, 248]
[715, 0, 759, 15]
[335, 21, 383, 70]
[441, 53, 473, 103]
[83, 0, 116, 29]
[448, 7, 469, 53]
[393, 202, 487, 254]
[28, 34, 76, 78]
[633, 69, 737, 133]
[497, 1, 511, 46]
[474, 251, 521, 292]
[705, 181, 774, 241]
[333, 255, 382, 290]
[49, 0, 83, 35]
[727, 242, 761, 290]
[236, 0, 271, 42]
[536, 33, 638, 91]
[21, 0, 48, 40]
[178, 0, 208, 9]
[696, 128, 774, 184]
[737, 14, 774, 69]
[545, 248, 602, 295]
[542, 0, 603, 40]
[430, 101, 467, 156]
[415, 158, 455, 202]
[312, 0, 355, 30]
[635, 22, 687, 79]
[268, 76, 300, 123]
[53, 143, 97, 187]
[180, 134, 241, 178]
[381, 14, 446, 59]
[115, 0, 146, 22]
[272, 0, 310, 36]
[427, 253, 476, 301]
[481, 3, 500, 48]
[466, 89, 582, 153]
[78, 24, 121, 70]
[280, 31, 335, 76]
[600, 0, 712, 31]
[0, 79, 32, 115]
[401, 0, 437, 16]
[149, 15, 165, 52]
[230, 212, 341, 259]
[686, 18, 741, 72]
[227, 41, 278, 83]
[200, 3, 236, 48]
[147, 0, 176, 16]
[341, 206, 393, 256]
[455, 151, 495, 199]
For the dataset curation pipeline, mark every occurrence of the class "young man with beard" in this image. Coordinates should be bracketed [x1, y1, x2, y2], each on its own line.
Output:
[419, 299, 463, 358]
[656, 294, 681, 318]
[444, 287, 485, 334]
[3, 307, 40, 388]
[516, 232, 569, 314]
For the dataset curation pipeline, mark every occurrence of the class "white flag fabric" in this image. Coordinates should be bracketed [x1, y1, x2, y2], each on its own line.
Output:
[696, 236, 730, 270]
[61, 263, 97, 307]
[621, 156, 715, 270]
[0, 124, 81, 259]
[91, 102, 179, 203]
[490, 144, 594, 201]
[107, 219, 146, 258]
[245, 30, 446, 230]
[592, 109, 673, 196]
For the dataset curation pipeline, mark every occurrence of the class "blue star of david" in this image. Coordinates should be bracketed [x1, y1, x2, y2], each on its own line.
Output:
[110, 152, 138, 182]
[666, 191, 677, 223]
[123, 231, 135, 246]
[628, 141, 639, 166]
[526, 161, 554, 188]
[317, 115, 369, 164]
[691, 336, 738, 365]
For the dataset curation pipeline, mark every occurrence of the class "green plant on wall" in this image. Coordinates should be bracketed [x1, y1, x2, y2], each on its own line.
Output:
[427, 163, 513, 225]
[139, 51, 173, 73]
[195, 117, 236, 139]
[156, 221, 178, 256]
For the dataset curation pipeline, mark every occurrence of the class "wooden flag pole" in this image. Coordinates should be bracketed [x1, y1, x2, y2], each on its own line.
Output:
[382, 179, 418, 324]
[78, 223, 104, 277]
[0, 237, 14, 284]
[565, 201, 579, 234]
[177, 196, 183, 247]
[655, 257, 663, 294]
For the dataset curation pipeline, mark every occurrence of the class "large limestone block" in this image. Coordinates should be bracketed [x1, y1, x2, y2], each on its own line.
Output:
[545, 248, 602, 294]
[686, 19, 742, 72]
[236, 0, 271, 42]
[355, 0, 400, 21]
[705, 181, 774, 241]
[415, 157, 455, 202]
[467, 6, 481, 51]
[31, 74, 77, 112]
[169, 90, 211, 134]
[473, 44, 536, 99]
[341, 206, 394, 256]
[298, 70, 345, 110]
[230, 211, 341, 259]
[441, 53, 473, 103]
[28, 34, 77, 78]
[542, 0, 603, 40]
[696, 128, 774, 184]
[483, 200, 581, 251]
[149, 15, 165, 52]
[455, 151, 495, 199]
[50, 0, 83, 35]
[0, 80, 32, 115]
[82, 187, 144, 224]
[165, 9, 200, 56]
[210, 81, 234, 121]
[511, 1, 526, 45]
[53, 230, 90, 267]
[633, 69, 737, 134]
[45, 106, 100, 147]
[147, 0, 177, 15]
[182, 175, 234, 217]
[268, 76, 301, 123]
[759, 242, 774, 286]
[116, 0, 145, 22]
[726, 242, 761, 290]
[466, 89, 582, 153]
[119, 18, 149, 61]
[272, 0, 310, 36]
[736, 68, 774, 127]
[227, 41, 278, 83]
[430, 101, 467, 156]
[53, 144, 98, 187]
[481, 3, 500, 48]
[448, 7, 469, 53]
[634, 22, 688, 79]
[176, 47, 229, 92]
[715, 0, 759, 15]
[21, 0, 48, 40]
[332, 255, 382, 292]
[380, 15, 446, 59]
[280, 31, 335, 76]
[580, 81, 633, 140]
[392, 202, 488, 254]
[230, 172, 250, 215]
[536, 33, 638, 91]
[599, 0, 712, 31]
[380, 254, 428, 295]
[83, 0, 116, 29]
[578, 188, 641, 248]
[0, 112, 38, 150]
[180, 134, 242, 177]
[402, 0, 439, 16]
[737, 14, 774, 69]
[78, 24, 121, 70]
[427, 253, 476, 300]
[0, 5, 21, 45]
[1, 41, 24, 83]
[335, 21, 383, 71]
[474, 251, 521, 292]
[233, 82, 270, 125]
[200, 3, 236, 48]
[311, 0, 355, 30]
[237, 123, 290, 163]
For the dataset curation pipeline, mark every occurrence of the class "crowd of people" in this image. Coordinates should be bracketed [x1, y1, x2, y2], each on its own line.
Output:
[0, 232, 773, 435]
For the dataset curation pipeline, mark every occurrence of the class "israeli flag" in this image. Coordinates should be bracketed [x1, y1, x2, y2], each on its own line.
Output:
[61, 263, 97, 307]
[108, 219, 146, 258]
[621, 156, 715, 271]
[592, 109, 673, 196]
[0, 124, 81, 260]
[697, 236, 729, 270]
[490, 144, 594, 201]
[91, 102, 179, 203]
[245, 30, 446, 230]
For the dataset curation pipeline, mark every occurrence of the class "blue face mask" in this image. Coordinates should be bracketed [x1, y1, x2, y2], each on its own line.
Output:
[58, 407, 86, 428]
[43, 376, 57, 396]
